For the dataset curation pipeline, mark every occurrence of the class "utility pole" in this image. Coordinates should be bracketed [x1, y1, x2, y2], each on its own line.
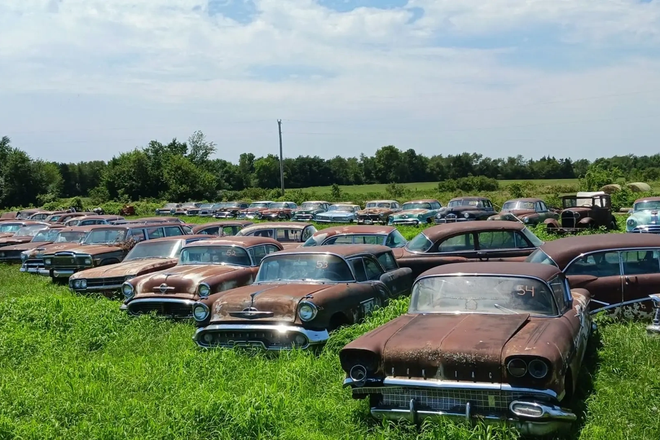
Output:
[278, 119, 284, 194]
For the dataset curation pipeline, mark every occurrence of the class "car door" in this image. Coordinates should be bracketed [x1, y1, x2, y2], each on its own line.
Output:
[473, 230, 535, 261]
[198, 226, 220, 235]
[619, 249, 660, 317]
[402, 232, 477, 277]
[564, 250, 623, 313]
[376, 251, 413, 297]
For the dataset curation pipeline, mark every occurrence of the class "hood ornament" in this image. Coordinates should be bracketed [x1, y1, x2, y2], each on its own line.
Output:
[227, 289, 276, 319]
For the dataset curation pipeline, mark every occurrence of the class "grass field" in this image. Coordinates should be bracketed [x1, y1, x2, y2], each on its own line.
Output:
[0, 221, 658, 439]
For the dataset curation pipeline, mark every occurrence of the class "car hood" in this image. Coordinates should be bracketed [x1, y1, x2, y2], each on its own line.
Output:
[0, 236, 34, 246]
[0, 233, 16, 238]
[211, 283, 334, 323]
[0, 241, 54, 252]
[241, 207, 269, 213]
[322, 211, 354, 217]
[25, 242, 82, 257]
[134, 264, 245, 297]
[49, 244, 125, 256]
[392, 209, 429, 217]
[628, 211, 656, 222]
[358, 208, 392, 215]
[72, 258, 178, 279]
[261, 209, 291, 215]
[440, 206, 485, 214]
[380, 313, 529, 382]
[497, 209, 536, 217]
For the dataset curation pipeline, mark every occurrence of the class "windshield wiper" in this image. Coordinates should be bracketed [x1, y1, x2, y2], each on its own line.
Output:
[493, 304, 520, 314]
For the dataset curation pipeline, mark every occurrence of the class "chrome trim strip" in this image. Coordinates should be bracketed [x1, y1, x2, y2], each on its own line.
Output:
[562, 246, 660, 272]
[193, 323, 329, 350]
[589, 296, 653, 314]
[73, 284, 123, 292]
[125, 298, 196, 316]
[380, 377, 558, 399]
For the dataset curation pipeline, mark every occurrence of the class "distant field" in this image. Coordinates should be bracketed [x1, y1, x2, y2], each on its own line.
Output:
[302, 178, 580, 194]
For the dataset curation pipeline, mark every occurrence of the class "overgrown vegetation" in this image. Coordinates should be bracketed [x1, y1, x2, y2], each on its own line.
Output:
[0, 220, 658, 439]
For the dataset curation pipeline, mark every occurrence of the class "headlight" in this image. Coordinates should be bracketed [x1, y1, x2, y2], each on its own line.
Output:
[121, 282, 135, 300]
[192, 302, 210, 321]
[0, 252, 4, 257]
[528, 359, 549, 379]
[463, 212, 470, 218]
[298, 301, 318, 321]
[198, 283, 211, 298]
[349, 364, 368, 386]
[45, 258, 52, 265]
[627, 219, 636, 226]
[21, 252, 28, 261]
[84, 257, 92, 265]
[125, 275, 135, 281]
[80, 279, 87, 288]
[507, 358, 527, 377]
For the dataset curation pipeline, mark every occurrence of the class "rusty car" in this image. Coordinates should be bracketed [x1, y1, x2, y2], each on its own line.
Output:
[20, 226, 101, 274]
[0, 221, 49, 238]
[388, 199, 443, 226]
[394, 221, 544, 278]
[488, 198, 559, 226]
[303, 225, 407, 249]
[64, 215, 125, 227]
[435, 197, 496, 223]
[237, 201, 275, 220]
[191, 221, 254, 236]
[236, 222, 317, 249]
[42, 222, 190, 281]
[45, 212, 97, 224]
[155, 203, 181, 215]
[340, 262, 591, 436]
[191, 245, 414, 350]
[527, 233, 660, 319]
[0, 226, 63, 263]
[314, 203, 361, 223]
[258, 201, 298, 221]
[27, 210, 70, 221]
[625, 196, 660, 233]
[544, 192, 617, 233]
[0, 223, 52, 248]
[357, 200, 402, 225]
[120, 236, 283, 318]
[213, 201, 250, 219]
[291, 201, 331, 222]
[68, 235, 213, 294]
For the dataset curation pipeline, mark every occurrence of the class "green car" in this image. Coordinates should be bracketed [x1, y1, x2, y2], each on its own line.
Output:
[291, 201, 331, 222]
[626, 197, 660, 233]
[388, 199, 443, 226]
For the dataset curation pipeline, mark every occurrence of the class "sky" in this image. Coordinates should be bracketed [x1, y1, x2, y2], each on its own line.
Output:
[1, 0, 660, 164]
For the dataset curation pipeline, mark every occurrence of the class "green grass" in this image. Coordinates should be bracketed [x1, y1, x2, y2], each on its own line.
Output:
[302, 179, 580, 195]
[0, 220, 658, 439]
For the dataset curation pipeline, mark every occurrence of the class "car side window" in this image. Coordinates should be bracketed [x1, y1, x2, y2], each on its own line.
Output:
[252, 229, 274, 238]
[222, 226, 237, 236]
[164, 226, 183, 237]
[264, 244, 280, 255]
[620, 250, 660, 275]
[565, 251, 621, 277]
[437, 233, 474, 252]
[249, 245, 268, 265]
[350, 258, 367, 282]
[477, 231, 516, 249]
[129, 229, 146, 242]
[363, 257, 384, 280]
[377, 252, 398, 271]
[513, 232, 534, 249]
[549, 276, 568, 313]
[431, 202, 441, 209]
[277, 229, 301, 242]
[385, 230, 407, 248]
[302, 226, 316, 241]
[538, 202, 548, 212]
[326, 236, 352, 245]
[147, 227, 165, 239]
[199, 226, 219, 235]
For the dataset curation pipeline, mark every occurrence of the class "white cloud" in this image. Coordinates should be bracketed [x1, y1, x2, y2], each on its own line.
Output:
[0, 0, 659, 163]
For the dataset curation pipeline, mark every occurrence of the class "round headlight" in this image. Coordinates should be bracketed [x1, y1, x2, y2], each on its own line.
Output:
[627, 219, 636, 226]
[463, 212, 470, 218]
[80, 279, 87, 288]
[198, 283, 211, 298]
[507, 358, 527, 378]
[528, 359, 549, 379]
[349, 364, 368, 386]
[192, 303, 210, 321]
[121, 282, 135, 300]
[45, 258, 52, 265]
[0, 252, 4, 257]
[84, 258, 92, 265]
[298, 301, 318, 321]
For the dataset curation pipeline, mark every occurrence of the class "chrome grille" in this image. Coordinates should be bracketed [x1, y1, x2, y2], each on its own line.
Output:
[354, 386, 551, 416]
[86, 277, 126, 288]
[198, 329, 301, 349]
[128, 302, 192, 318]
[631, 225, 660, 233]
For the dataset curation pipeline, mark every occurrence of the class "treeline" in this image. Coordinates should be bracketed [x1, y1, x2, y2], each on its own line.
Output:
[2, 131, 660, 208]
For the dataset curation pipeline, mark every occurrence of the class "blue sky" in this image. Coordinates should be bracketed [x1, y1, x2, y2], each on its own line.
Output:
[1, 0, 659, 163]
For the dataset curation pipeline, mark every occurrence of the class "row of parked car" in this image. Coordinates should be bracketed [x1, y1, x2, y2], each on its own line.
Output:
[157, 192, 660, 233]
[2, 210, 660, 435]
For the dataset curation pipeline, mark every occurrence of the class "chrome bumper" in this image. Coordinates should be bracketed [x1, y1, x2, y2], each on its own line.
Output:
[315, 218, 354, 223]
[357, 219, 385, 225]
[628, 226, 660, 233]
[71, 284, 123, 293]
[51, 269, 77, 278]
[390, 219, 422, 226]
[193, 323, 329, 350]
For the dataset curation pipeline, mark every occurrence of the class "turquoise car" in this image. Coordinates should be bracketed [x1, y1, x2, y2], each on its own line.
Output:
[626, 197, 660, 233]
[387, 199, 443, 226]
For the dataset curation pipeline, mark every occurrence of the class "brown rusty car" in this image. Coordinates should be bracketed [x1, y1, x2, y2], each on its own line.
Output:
[64, 215, 125, 227]
[258, 201, 298, 221]
[191, 245, 414, 350]
[42, 222, 190, 281]
[236, 222, 318, 249]
[488, 198, 559, 226]
[236, 201, 275, 220]
[357, 200, 402, 225]
[120, 236, 283, 318]
[527, 233, 660, 319]
[340, 262, 592, 436]
[394, 221, 544, 278]
[192, 221, 253, 236]
[0, 223, 52, 248]
[435, 197, 496, 223]
[0, 226, 63, 263]
[545, 192, 618, 233]
[213, 201, 250, 219]
[68, 235, 213, 294]
[20, 226, 102, 274]
[302, 225, 408, 249]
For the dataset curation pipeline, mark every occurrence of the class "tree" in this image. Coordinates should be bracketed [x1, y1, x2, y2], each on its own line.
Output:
[187, 130, 216, 167]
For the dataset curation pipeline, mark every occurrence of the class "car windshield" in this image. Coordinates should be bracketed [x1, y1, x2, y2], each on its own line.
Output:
[213, 203, 227, 208]
[125, 240, 181, 260]
[48, 215, 62, 221]
[502, 201, 535, 210]
[31, 214, 49, 220]
[329, 205, 354, 212]
[179, 245, 252, 266]
[270, 203, 288, 209]
[405, 233, 433, 252]
[15, 225, 47, 237]
[0, 224, 23, 233]
[200, 203, 213, 209]
[526, 249, 558, 267]
[448, 199, 483, 207]
[402, 202, 432, 210]
[634, 201, 660, 211]
[164, 203, 178, 209]
[256, 254, 354, 283]
[56, 231, 86, 242]
[225, 203, 242, 208]
[409, 275, 558, 316]
[301, 203, 322, 209]
[366, 202, 391, 208]
[83, 229, 127, 244]
[521, 227, 544, 247]
[32, 229, 61, 242]
[182, 203, 197, 208]
[249, 202, 270, 208]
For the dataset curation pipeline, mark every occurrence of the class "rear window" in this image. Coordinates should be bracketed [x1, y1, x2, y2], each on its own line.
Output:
[405, 233, 432, 252]
[526, 249, 558, 267]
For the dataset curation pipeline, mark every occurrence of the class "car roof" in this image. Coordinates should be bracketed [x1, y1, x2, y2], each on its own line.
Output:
[192, 221, 253, 230]
[183, 236, 282, 248]
[239, 222, 310, 232]
[420, 221, 526, 241]
[274, 244, 392, 257]
[58, 225, 103, 232]
[449, 196, 490, 201]
[365, 200, 397, 203]
[419, 261, 562, 281]
[312, 225, 395, 237]
[137, 234, 212, 244]
[633, 196, 660, 203]
[301, 200, 330, 204]
[539, 234, 660, 268]
[402, 199, 440, 204]
[504, 198, 543, 203]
